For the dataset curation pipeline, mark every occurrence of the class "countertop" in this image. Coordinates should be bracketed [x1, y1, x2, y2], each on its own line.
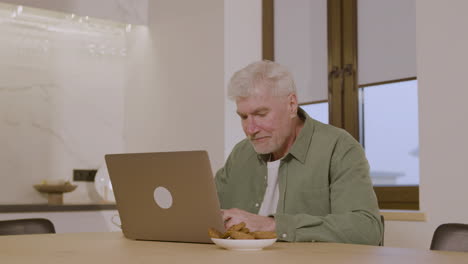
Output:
[0, 203, 117, 213]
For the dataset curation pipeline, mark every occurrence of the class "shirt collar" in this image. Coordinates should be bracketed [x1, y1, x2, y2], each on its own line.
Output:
[285, 107, 315, 163]
[256, 107, 315, 164]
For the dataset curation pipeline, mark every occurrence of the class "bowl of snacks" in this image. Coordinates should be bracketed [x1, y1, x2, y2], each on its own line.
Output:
[208, 222, 277, 251]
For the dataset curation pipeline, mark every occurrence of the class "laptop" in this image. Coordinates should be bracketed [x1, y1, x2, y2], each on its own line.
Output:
[105, 150, 225, 243]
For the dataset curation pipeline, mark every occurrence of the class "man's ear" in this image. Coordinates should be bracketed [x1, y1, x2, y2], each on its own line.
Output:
[288, 93, 298, 118]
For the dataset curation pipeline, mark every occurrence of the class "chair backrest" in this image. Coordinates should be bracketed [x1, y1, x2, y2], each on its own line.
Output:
[0, 218, 56, 236]
[379, 214, 385, 246]
[430, 223, 468, 252]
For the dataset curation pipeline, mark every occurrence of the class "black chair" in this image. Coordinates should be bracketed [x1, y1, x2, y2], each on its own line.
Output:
[430, 223, 468, 252]
[0, 218, 56, 236]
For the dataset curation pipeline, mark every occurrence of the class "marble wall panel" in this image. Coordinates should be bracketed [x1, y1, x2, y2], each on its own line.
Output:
[0, 6, 127, 204]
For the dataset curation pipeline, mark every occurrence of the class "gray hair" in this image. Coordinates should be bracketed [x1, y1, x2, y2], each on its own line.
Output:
[227, 60, 297, 100]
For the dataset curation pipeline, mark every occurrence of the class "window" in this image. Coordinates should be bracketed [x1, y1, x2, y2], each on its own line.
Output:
[360, 80, 419, 186]
[301, 101, 329, 125]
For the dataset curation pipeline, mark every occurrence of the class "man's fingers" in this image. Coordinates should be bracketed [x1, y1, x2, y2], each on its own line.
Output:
[223, 215, 231, 223]
[224, 217, 241, 230]
[221, 208, 255, 230]
[221, 210, 232, 222]
[224, 218, 232, 229]
[223, 213, 242, 229]
[221, 209, 238, 221]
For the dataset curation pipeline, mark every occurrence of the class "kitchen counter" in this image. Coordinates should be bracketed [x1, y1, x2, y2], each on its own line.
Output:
[0, 203, 116, 213]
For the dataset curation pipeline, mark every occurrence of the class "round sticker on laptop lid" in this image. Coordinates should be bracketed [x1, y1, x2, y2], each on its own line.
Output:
[153, 186, 173, 209]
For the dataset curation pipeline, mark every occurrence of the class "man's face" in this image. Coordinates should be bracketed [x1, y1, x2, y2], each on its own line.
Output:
[236, 85, 297, 157]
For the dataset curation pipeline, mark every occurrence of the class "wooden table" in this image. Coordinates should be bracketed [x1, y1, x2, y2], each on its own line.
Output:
[0, 232, 466, 263]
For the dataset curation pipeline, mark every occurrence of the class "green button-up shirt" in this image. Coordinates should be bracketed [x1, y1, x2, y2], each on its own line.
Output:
[215, 109, 383, 245]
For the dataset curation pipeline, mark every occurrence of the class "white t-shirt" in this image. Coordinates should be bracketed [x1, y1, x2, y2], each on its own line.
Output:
[258, 159, 281, 216]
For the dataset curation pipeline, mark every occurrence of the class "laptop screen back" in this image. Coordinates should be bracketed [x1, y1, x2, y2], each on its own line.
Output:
[105, 150, 225, 243]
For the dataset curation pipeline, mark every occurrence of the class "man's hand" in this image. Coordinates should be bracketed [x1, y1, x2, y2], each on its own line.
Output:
[222, 208, 276, 232]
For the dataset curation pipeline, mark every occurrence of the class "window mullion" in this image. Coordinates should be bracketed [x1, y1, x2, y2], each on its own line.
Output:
[327, 0, 344, 129]
[341, 0, 359, 141]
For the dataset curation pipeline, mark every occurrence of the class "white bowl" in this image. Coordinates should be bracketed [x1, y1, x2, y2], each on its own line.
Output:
[211, 238, 277, 251]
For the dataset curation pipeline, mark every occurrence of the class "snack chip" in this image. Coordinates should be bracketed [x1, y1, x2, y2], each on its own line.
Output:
[208, 222, 277, 240]
[230, 231, 255, 239]
[227, 222, 245, 232]
[208, 227, 223, 239]
[250, 231, 277, 239]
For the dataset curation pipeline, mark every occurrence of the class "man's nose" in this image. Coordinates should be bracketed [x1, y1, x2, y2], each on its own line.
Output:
[246, 118, 259, 135]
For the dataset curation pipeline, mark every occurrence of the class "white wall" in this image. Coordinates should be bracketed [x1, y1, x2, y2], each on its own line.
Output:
[125, 0, 262, 169]
[223, 0, 262, 158]
[124, 0, 225, 171]
[383, 0, 468, 249]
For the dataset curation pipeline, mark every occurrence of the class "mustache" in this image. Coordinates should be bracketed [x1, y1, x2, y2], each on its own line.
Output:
[248, 134, 268, 140]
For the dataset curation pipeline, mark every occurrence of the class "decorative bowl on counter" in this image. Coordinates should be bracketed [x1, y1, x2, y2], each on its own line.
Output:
[33, 181, 77, 205]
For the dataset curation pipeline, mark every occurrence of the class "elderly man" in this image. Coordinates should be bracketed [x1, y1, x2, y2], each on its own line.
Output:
[215, 60, 383, 245]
